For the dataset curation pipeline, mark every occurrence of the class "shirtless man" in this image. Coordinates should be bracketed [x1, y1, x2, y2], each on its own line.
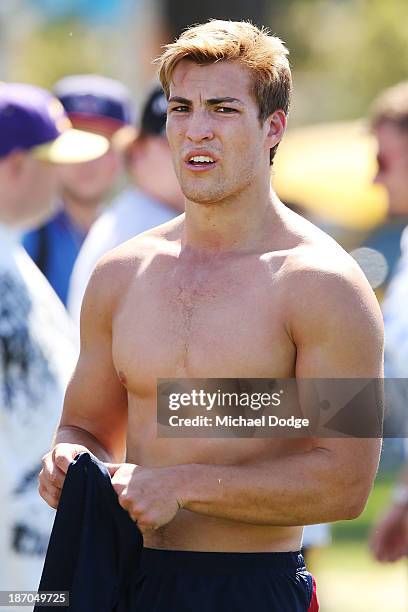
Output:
[39, 21, 383, 611]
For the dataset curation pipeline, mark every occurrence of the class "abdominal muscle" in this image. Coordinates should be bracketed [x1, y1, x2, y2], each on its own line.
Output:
[126, 398, 305, 553]
[143, 511, 304, 553]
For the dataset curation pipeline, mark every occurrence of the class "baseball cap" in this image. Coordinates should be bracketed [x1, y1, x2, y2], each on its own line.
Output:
[0, 82, 109, 163]
[110, 85, 168, 153]
[53, 74, 134, 138]
[139, 85, 168, 137]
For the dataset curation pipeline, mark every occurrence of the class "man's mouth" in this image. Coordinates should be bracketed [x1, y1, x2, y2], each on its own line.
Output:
[186, 154, 217, 170]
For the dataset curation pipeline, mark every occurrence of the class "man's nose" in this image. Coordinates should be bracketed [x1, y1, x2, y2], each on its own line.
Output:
[185, 111, 214, 142]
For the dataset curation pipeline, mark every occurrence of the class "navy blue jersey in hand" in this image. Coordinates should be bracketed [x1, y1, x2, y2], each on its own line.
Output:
[35, 453, 143, 612]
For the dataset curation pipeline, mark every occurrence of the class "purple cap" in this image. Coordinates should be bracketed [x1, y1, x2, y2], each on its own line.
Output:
[53, 74, 134, 126]
[0, 82, 109, 162]
[0, 83, 66, 157]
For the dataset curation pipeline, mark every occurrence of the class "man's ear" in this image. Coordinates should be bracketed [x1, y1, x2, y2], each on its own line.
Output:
[265, 110, 287, 149]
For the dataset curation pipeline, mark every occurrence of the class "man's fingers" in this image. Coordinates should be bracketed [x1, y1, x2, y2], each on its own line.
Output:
[111, 480, 127, 499]
[39, 454, 65, 489]
[39, 443, 92, 510]
[53, 444, 83, 474]
[105, 463, 121, 476]
[42, 464, 65, 489]
[53, 454, 71, 475]
[38, 481, 60, 509]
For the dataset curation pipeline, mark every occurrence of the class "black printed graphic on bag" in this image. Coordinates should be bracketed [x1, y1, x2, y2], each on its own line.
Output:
[0, 272, 57, 556]
[0, 272, 53, 411]
[11, 465, 50, 556]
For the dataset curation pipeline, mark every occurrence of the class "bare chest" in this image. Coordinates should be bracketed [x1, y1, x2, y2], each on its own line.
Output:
[112, 256, 295, 395]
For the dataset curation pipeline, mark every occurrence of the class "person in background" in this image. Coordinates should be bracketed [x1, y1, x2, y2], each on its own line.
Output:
[23, 74, 134, 306]
[369, 82, 408, 563]
[67, 84, 184, 329]
[362, 82, 408, 297]
[0, 82, 107, 598]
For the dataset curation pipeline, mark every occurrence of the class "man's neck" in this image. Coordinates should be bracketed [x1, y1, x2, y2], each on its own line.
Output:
[183, 186, 281, 253]
[62, 195, 101, 232]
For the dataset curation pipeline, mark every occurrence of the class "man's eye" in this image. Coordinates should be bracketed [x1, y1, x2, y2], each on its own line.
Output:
[216, 107, 237, 113]
[170, 106, 189, 113]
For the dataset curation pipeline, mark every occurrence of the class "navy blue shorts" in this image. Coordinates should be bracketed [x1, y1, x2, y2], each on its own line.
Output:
[126, 548, 319, 611]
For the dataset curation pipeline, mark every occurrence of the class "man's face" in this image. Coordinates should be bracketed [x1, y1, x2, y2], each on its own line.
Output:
[0, 154, 58, 228]
[57, 146, 121, 204]
[373, 121, 408, 216]
[166, 59, 275, 204]
[129, 135, 184, 210]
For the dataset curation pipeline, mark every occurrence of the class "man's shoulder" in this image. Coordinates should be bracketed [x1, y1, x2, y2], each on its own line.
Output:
[274, 216, 384, 376]
[276, 211, 362, 288]
[278, 236, 383, 349]
[80, 217, 183, 321]
[89, 216, 183, 284]
[285, 238, 356, 284]
[284, 241, 370, 308]
[271, 212, 380, 321]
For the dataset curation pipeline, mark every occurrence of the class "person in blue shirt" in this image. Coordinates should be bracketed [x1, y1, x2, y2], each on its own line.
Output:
[0, 81, 108, 599]
[23, 74, 134, 305]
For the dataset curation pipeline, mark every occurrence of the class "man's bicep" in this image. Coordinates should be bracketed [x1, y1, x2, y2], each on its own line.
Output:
[60, 352, 128, 459]
[294, 270, 384, 379]
[293, 271, 384, 436]
[59, 262, 128, 459]
[292, 270, 383, 509]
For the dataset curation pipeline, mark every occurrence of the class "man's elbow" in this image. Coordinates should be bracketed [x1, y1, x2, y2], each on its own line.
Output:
[336, 479, 373, 521]
[322, 459, 376, 522]
[344, 491, 370, 520]
[327, 442, 380, 521]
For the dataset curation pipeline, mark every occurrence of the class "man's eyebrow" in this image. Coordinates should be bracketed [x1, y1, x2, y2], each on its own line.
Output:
[168, 96, 191, 105]
[206, 97, 244, 106]
[168, 96, 244, 106]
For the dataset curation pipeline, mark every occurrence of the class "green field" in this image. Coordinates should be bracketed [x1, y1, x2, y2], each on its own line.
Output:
[310, 473, 407, 612]
[312, 542, 406, 612]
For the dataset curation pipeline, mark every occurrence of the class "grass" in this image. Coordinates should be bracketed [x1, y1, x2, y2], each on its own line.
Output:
[308, 471, 407, 611]
[311, 541, 407, 612]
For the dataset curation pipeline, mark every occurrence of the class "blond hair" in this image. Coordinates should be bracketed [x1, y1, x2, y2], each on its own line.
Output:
[371, 81, 408, 131]
[156, 20, 292, 164]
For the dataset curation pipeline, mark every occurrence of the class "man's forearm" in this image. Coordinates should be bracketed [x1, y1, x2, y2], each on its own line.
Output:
[52, 425, 115, 463]
[176, 446, 375, 526]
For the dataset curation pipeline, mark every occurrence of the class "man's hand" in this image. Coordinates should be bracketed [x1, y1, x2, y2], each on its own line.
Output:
[370, 504, 408, 562]
[107, 463, 183, 534]
[38, 443, 91, 509]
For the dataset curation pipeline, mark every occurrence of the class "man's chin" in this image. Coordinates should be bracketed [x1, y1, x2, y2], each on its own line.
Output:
[181, 186, 226, 206]
[62, 187, 108, 206]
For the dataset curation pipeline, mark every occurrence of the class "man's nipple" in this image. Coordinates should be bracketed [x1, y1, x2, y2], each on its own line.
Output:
[118, 370, 127, 387]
